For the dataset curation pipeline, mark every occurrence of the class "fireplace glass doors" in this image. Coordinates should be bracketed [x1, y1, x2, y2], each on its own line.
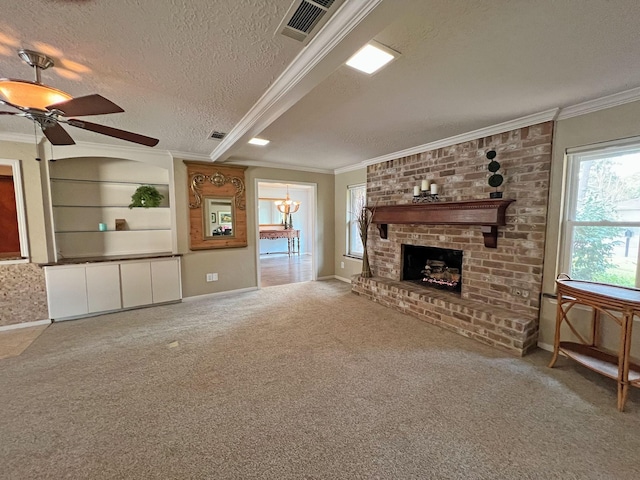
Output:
[401, 244, 463, 293]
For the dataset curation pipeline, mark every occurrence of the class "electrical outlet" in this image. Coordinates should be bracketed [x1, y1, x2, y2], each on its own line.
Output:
[206, 273, 218, 282]
[340, 261, 345, 269]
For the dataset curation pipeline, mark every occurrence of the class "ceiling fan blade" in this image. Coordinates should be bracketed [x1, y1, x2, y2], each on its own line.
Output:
[42, 123, 76, 146]
[47, 94, 124, 116]
[66, 119, 159, 147]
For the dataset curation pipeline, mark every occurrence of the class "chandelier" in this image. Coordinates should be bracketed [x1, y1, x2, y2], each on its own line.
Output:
[274, 185, 300, 215]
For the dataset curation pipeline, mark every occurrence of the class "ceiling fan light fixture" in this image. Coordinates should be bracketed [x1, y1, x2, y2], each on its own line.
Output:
[0, 79, 72, 110]
[0, 48, 159, 148]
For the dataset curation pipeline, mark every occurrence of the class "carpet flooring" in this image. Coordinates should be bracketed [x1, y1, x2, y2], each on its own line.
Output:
[0, 324, 49, 359]
[1, 280, 639, 479]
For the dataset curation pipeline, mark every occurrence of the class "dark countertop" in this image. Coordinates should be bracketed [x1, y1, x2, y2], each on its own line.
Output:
[39, 252, 181, 267]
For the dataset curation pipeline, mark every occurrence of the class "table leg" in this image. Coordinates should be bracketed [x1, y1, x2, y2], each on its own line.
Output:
[618, 311, 634, 412]
[548, 296, 564, 368]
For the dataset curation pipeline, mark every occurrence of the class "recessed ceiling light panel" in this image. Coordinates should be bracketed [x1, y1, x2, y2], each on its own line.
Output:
[346, 40, 399, 75]
[249, 137, 270, 146]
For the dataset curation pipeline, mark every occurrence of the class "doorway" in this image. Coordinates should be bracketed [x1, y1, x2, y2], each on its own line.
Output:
[256, 180, 316, 288]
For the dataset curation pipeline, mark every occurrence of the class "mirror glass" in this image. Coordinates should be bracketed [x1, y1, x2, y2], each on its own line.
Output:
[203, 197, 235, 238]
[259, 197, 285, 225]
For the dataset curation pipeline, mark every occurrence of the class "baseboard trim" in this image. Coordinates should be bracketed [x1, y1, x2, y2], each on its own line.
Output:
[0, 319, 51, 332]
[333, 275, 352, 283]
[537, 341, 553, 352]
[183, 286, 259, 301]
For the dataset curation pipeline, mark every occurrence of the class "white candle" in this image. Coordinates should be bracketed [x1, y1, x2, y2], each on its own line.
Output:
[430, 183, 438, 195]
[421, 179, 429, 191]
[413, 186, 420, 196]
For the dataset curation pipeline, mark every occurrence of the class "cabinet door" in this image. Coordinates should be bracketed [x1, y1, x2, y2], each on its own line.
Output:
[151, 258, 182, 303]
[120, 262, 152, 308]
[45, 266, 88, 319]
[86, 264, 122, 313]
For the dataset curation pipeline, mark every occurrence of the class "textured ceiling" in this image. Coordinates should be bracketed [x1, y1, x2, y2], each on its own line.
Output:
[229, 0, 640, 170]
[0, 0, 301, 154]
[2, 1, 640, 171]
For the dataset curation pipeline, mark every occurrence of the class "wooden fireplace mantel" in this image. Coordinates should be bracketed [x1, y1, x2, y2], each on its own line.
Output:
[370, 199, 515, 248]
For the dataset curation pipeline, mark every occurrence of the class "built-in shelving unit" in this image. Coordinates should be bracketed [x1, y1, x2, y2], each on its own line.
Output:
[49, 158, 173, 259]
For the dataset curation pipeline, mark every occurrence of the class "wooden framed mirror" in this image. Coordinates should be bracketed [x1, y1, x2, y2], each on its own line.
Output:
[185, 162, 247, 249]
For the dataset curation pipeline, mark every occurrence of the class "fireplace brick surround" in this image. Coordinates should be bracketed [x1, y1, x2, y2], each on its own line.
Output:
[351, 122, 553, 356]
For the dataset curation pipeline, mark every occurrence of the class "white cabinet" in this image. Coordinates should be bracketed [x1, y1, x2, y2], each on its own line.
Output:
[45, 265, 88, 319]
[86, 264, 122, 313]
[45, 257, 181, 321]
[151, 258, 182, 303]
[120, 261, 153, 308]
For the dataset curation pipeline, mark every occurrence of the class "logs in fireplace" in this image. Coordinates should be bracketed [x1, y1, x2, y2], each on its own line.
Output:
[401, 244, 463, 293]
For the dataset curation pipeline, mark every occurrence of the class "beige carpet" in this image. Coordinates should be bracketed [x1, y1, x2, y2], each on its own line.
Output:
[1, 280, 639, 479]
[0, 324, 49, 359]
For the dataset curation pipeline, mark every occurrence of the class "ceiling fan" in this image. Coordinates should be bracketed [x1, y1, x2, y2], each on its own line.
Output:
[0, 49, 159, 147]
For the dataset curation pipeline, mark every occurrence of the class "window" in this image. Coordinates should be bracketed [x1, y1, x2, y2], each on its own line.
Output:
[347, 183, 366, 258]
[562, 141, 640, 287]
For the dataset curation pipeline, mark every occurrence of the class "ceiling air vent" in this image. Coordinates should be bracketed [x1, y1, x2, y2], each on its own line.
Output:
[208, 130, 226, 140]
[278, 0, 343, 44]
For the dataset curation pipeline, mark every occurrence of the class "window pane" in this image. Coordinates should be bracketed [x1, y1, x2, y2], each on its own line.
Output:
[570, 225, 638, 287]
[348, 184, 366, 257]
[575, 154, 640, 222]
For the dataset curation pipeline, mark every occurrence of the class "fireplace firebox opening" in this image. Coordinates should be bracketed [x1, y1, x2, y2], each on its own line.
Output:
[401, 244, 463, 293]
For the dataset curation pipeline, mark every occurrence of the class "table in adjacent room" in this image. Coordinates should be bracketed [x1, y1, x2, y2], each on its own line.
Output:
[259, 229, 300, 256]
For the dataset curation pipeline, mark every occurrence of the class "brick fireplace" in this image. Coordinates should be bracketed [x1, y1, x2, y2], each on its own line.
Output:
[352, 122, 553, 356]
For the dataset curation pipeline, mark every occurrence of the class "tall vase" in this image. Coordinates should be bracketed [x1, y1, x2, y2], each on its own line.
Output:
[361, 244, 373, 278]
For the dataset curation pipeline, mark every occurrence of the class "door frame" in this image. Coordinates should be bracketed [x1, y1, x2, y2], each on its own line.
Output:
[254, 179, 317, 288]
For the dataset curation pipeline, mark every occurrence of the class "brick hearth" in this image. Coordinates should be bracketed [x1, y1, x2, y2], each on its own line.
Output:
[352, 276, 537, 355]
[352, 122, 553, 356]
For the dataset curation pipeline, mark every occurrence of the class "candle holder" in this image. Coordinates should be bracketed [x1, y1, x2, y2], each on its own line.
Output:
[412, 191, 440, 203]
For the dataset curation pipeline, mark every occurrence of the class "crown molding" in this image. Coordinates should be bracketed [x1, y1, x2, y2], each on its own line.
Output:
[356, 108, 560, 169]
[50, 141, 173, 167]
[334, 162, 367, 175]
[0, 132, 37, 144]
[556, 85, 640, 120]
[208, 0, 383, 163]
[335, 84, 640, 174]
[169, 150, 212, 162]
[231, 158, 333, 175]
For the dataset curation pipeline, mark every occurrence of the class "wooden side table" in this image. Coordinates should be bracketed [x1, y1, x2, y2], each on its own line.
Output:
[549, 275, 640, 411]
[259, 229, 300, 256]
